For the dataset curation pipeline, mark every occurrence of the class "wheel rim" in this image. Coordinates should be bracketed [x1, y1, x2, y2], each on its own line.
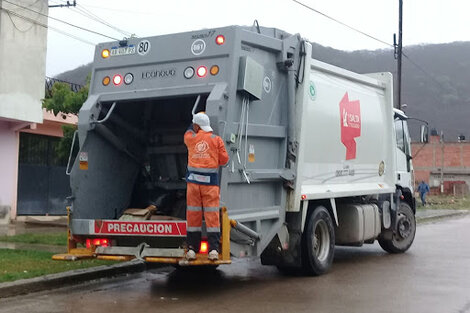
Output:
[312, 220, 330, 262]
[397, 214, 412, 240]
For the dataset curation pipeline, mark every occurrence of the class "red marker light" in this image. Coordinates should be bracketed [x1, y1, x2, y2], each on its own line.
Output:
[200, 241, 209, 254]
[301, 194, 307, 200]
[215, 35, 225, 45]
[86, 238, 110, 249]
[113, 74, 122, 85]
[197, 66, 207, 78]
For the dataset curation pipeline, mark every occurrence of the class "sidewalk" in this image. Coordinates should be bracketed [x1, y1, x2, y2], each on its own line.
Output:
[0, 220, 65, 237]
[415, 208, 469, 222]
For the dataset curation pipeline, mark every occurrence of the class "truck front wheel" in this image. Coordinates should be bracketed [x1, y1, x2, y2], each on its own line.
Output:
[378, 202, 416, 253]
[302, 206, 335, 275]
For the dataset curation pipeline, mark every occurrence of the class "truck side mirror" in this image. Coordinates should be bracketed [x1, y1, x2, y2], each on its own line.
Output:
[420, 125, 429, 143]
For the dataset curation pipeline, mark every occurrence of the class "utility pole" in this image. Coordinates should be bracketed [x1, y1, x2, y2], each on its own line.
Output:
[397, 0, 403, 110]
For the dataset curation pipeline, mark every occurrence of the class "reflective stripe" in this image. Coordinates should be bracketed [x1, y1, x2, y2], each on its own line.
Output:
[187, 173, 211, 184]
[187, 166, 218, 173]
[187, 226, 202, 232]
[206, 227, 220, 232]
[187, 206, 202, 212]
[204, 207, 220, 212]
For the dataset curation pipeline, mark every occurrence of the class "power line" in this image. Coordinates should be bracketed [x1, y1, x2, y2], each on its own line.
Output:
[72, 4, 134, 38]
[78, 3, 154, 16]
[291, 0, 453, 95]
[0, 7, 95, 46]
[2, 0, 119, 40]
[291, 0, 394, 48]
[402, 52, 450, 92]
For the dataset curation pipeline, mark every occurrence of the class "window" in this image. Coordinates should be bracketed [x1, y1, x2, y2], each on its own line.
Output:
[395, 119, 405, 152]
[19, 133, 68, 166]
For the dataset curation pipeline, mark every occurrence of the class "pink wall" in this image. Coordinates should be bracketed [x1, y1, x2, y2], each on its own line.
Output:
[0, 110, 77, 219]
[0, 121, 20, 217]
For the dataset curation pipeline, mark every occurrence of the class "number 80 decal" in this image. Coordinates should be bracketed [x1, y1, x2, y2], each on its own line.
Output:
[137, 40, 151, 56]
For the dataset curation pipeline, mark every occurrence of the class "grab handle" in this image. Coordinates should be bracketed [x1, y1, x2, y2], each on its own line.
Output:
[65, 130, 78, 176]
[191, 95, 201, 116]
[93, 102, 117, 124]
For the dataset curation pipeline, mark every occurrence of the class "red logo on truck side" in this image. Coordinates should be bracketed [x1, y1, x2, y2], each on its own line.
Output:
[339, 93, 361, 160]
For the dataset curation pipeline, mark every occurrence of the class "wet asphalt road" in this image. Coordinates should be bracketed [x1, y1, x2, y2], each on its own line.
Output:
[1, 216, 470, 313]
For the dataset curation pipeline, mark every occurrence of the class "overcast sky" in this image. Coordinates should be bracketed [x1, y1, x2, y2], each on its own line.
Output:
[45, 0, 470, 78]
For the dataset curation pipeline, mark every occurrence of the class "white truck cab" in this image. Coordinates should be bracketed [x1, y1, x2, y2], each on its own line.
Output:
[394, 108, 415, 210]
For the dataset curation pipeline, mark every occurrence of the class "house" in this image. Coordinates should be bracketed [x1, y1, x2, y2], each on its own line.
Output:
[412, 134, 470, 196]
[0, 0, 77, 223]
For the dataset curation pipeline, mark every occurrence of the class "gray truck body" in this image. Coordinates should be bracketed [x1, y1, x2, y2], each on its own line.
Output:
[68, 25, 415, 270]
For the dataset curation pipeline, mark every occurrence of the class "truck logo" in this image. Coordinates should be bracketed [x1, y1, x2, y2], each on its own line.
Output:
[309, 81, 316, 100]
[191, 39, 206, 55]
[141, 68, 176, 79]
[263, 76, 272, 93]
[191, 30, 215, 39]
[339, 92, 361, 160]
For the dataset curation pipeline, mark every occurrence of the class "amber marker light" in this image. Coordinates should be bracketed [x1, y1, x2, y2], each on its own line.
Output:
[102, 76, 110, 86]
[210, 65, 219, 76]
[101, 49, 110, 58]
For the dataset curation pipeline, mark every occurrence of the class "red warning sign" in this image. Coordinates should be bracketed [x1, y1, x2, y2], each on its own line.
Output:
[339, 93, 361, 160]
[94, 220, 187, 236]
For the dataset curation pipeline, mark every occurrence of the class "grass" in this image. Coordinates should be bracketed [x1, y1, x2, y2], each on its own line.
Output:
[0, 249, 117, 283]
[417, 195, 470, 210]
[0, 232, 67, 246]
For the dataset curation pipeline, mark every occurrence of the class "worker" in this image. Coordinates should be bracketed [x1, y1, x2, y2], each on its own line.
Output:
[417, 180, 430, 206]
[184, 112, 229, 261]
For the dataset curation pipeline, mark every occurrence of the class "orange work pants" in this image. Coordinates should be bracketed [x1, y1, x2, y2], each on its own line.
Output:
[186, 182, 220, 252]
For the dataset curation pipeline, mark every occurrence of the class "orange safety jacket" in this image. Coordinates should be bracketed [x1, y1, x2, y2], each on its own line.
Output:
[184, 128, 229, 186]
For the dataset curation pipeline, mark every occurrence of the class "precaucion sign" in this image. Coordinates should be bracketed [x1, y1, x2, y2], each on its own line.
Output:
[93, 220, 187, 237]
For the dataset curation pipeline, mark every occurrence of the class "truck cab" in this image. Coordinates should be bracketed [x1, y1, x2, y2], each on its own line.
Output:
[394, 108, 415, 211]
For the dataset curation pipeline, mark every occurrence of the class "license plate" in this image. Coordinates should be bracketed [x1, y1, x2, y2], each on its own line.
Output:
[110, 45, 136, 56]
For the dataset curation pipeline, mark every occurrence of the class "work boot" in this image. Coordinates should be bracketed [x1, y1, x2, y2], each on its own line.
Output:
[186, 249, 196, 261]
[208, 250, 219, 261]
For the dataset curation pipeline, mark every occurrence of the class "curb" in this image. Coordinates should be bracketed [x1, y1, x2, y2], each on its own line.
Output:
[0, 259, 146, 299]
[416, 210, 469, 223]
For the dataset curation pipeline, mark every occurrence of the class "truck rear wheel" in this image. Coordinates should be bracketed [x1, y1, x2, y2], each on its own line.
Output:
[378, 202, 416, 253]
[302, 206, 335, 276]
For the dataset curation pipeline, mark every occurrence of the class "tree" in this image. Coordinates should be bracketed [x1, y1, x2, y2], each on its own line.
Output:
[43, 78, 89, 163]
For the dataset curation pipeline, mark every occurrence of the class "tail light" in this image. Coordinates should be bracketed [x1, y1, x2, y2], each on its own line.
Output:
[196, 66, 207, 78]
[199, 240, 208, 254]
[113, 74, 122, 85]
[215, 35, 225, 45]
[86, 238, 110, 249]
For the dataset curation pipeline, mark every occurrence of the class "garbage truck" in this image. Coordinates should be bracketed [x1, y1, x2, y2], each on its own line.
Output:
[54, 25, 419, 275]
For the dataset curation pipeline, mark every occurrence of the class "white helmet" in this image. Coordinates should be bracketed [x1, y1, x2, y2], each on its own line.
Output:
[192, 112, 213, 132]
